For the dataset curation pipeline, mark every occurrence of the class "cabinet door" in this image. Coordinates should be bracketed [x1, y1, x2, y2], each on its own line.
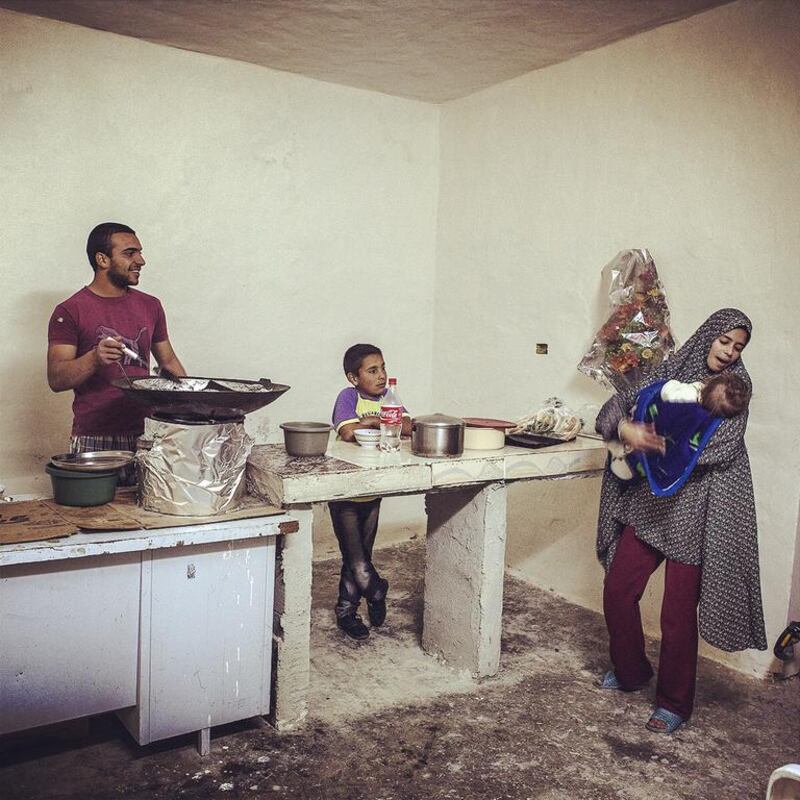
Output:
[0, 554, 140, 734]
[147, 538, 274, 741]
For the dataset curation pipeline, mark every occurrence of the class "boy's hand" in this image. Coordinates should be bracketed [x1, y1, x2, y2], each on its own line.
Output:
[338, 416, 379, 441]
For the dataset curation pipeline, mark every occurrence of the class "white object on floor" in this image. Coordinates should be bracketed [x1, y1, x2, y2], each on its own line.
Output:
[767, 765, 800, 800]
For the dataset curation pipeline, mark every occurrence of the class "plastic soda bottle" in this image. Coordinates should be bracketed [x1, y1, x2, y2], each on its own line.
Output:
[379, 378, 403, 452]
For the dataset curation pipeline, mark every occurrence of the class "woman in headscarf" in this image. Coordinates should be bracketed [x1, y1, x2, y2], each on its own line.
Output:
[595, 308, 766, 734]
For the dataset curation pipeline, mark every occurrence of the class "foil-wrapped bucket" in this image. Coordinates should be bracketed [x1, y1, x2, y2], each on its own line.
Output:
[137, 418, 253, 516]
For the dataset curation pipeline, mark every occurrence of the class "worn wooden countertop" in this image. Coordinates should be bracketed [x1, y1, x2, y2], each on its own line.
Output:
[0, 490, 297, 567]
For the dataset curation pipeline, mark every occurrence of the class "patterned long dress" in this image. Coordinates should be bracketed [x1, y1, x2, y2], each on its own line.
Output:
[596, 308, 767, 652]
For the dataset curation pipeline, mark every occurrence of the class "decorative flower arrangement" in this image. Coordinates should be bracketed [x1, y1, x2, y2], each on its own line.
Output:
[578, 250, 676, 393]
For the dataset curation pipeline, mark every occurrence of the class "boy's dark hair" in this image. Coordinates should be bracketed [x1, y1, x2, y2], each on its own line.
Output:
[700, 372, 751, 418]
[343, 343, 382, 377]
[86, 222, 136, 270]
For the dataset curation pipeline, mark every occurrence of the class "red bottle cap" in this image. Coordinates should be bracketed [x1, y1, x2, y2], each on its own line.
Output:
[388, 378, 397, 385]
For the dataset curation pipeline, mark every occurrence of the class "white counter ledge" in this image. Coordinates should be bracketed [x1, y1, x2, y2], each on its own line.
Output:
[0, 512, 298, 567]
[246, 435, 606, 506]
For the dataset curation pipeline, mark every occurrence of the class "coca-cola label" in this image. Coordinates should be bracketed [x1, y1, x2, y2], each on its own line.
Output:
[380, 405, 403, 425]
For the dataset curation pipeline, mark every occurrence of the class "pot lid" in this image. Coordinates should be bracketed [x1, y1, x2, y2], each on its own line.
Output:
[413, 413, 464, 428]
[462, 417, 516, 429]
[49, 450, 134, 472]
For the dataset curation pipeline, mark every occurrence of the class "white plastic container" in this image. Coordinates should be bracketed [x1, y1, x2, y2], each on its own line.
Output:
[464, 426, 505, 450]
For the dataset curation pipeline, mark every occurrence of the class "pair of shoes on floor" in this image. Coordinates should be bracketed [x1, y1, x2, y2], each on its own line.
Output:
[367, 578, 389, 627]
[646, 707, 685, 734]
[337, 613, 370, 641]
[599, 670, 650, 691]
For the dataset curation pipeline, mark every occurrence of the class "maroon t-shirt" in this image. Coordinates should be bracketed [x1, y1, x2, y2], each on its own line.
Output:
[48, 287, 169, 436]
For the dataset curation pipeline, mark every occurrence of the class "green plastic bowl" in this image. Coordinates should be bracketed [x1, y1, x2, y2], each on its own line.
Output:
[45, 463, 119, 507]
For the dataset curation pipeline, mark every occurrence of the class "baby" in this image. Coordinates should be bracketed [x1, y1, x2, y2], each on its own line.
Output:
[608, 371, 750, 483]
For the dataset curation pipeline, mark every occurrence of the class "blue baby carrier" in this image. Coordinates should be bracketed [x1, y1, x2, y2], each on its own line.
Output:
[629, 380, 723, 497]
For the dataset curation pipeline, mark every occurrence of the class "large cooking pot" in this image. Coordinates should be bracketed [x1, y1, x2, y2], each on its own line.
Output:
[411, 414, 464, 458]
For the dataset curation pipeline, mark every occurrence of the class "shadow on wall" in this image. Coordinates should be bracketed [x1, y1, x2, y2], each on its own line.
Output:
[1, 291, 74, 493]
[505, 474, 604, 609]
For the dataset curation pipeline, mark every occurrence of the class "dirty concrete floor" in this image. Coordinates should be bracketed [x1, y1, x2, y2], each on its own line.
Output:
[2, 540, 798, 800]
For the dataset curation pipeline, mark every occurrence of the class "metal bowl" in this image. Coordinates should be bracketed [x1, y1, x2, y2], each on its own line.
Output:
[280, 422, 332, 457]
[49, 450, 135, 472]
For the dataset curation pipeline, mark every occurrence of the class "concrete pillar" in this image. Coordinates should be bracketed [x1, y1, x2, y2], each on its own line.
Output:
[422, 482, 507, 677]
[269, 504, 313, 730]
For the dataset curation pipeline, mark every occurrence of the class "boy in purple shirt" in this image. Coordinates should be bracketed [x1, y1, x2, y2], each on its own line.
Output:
[329, 343, 411, 640]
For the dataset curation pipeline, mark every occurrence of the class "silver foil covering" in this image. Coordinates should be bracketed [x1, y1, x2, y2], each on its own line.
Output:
[137, 418, 254, 516]
[133, 377, 211, 391]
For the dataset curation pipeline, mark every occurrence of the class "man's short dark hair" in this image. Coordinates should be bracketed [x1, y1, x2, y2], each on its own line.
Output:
[86, 222, 136, 270]
[343, 343, 382, 377]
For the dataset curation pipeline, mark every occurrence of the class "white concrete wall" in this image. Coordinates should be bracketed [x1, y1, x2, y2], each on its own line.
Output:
[0, 9, 439, 513]
[435, 0, 800, 675]
[3, 1, 797, 678]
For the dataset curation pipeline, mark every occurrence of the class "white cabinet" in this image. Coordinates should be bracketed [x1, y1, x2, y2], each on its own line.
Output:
[1, 517, 283, 751]
[0, 553, 140, 735]
[117, 537, 275, 746]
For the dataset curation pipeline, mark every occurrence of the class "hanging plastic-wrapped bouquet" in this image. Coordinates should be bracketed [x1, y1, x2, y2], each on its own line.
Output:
[578, 249, 676, 393]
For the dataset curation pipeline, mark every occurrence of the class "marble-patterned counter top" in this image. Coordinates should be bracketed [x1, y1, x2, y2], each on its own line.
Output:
[246, 436, 606, 506]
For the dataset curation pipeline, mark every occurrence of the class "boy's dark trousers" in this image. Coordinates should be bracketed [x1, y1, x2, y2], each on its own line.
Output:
[329, 498, 387, 618]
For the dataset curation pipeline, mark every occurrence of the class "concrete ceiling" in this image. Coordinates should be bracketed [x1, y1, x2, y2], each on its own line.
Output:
[0, 0, 732, 102]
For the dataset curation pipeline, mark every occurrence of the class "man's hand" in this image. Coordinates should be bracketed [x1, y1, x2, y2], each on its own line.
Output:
[97, 336, 125, 366]
[619, 419, 666, 455]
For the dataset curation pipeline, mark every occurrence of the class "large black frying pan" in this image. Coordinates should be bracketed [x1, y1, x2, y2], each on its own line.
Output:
[111, 376, 290, 421]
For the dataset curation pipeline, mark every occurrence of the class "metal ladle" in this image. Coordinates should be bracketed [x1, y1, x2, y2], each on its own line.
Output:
[115, 360, 135, 389]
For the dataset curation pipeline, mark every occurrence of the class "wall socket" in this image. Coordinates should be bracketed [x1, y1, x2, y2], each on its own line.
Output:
[536, 343, 549, 355]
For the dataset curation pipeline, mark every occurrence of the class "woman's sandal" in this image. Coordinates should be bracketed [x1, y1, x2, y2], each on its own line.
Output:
[645, 707, 685, 734]
[600, 670, 622, 689]
[600, 670, 649, 691]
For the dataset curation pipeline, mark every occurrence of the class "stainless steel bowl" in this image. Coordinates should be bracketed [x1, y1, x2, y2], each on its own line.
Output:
[280, 422, 332, 457]
[411, 414, 464, 458]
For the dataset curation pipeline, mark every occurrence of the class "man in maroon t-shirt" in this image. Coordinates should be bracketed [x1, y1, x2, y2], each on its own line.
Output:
[47, 222, 187, 484]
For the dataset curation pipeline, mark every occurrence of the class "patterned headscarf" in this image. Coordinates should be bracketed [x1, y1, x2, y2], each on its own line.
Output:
[655, 307, 752, 387]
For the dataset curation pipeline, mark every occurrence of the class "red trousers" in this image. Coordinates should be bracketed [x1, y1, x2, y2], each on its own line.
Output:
[603, 526, 702, 719]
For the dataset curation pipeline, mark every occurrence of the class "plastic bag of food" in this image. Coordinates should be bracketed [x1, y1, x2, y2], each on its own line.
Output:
[578, 249, 675, 393]
[510, 397, 583, 441]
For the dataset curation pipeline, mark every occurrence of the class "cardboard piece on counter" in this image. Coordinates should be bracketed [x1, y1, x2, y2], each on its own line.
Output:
[109, 491, 284, 530]
[0, 500, 78, 545]
[1, 492, 285, 542]
[42, 500, 141, 532]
